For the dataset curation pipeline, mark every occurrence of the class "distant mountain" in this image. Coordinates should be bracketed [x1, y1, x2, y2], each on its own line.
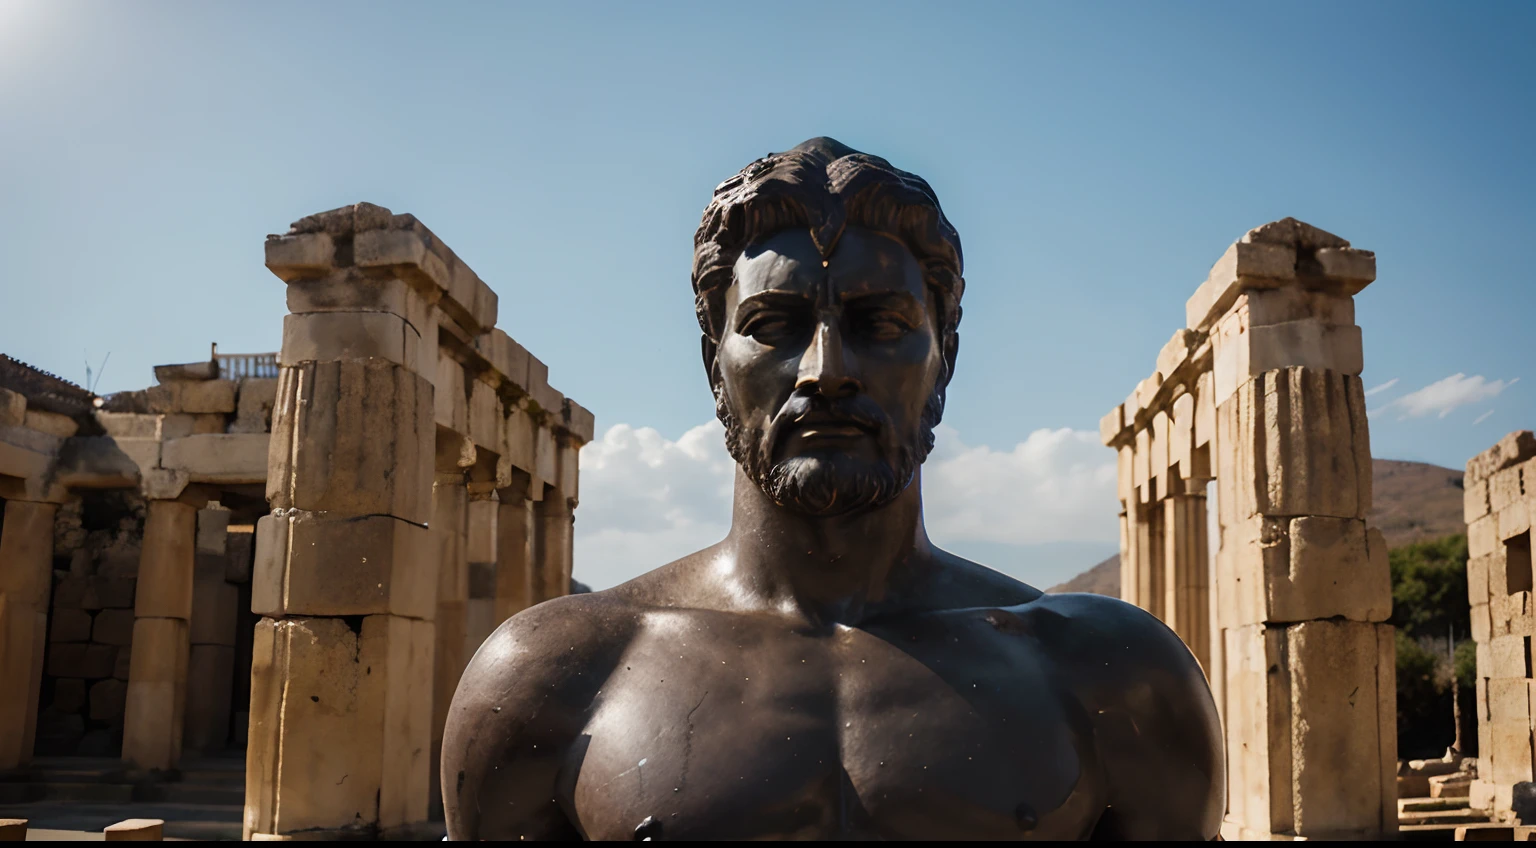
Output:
[1048, 458, 1465, 597]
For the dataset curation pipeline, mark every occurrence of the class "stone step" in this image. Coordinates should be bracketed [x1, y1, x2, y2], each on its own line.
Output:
[1399, 822, 1473, 841]
[1401, 796, 1472, 813]
[39, 781, 137, 803]
[135, 782, 245, 806]
[0, 801, 243, 841]
[1398, 808, 1492, 826]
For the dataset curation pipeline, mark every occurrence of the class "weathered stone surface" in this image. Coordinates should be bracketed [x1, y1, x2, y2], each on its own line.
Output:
[264, 232, 336, 282]
[46, 643, 117, 679]
[266, 361, 434, 525]
[0, 594, 48, 768]
[52, 677, 86, 713]
[138, 469, 189, 501]
[1288, 619, 1392, 839]
[1256, 368, 1370, 519]
[468, 378, 500, 450]
[121, 617, 189, 770]
[473, 329, 530, 393]
[190, 576, 239, 646]
[1471, 515, 1502, 558]
[0, 500, 56, 609]
[95, 413, 161, 439]
[1489, 678, 1530, 722]
[183, 644, 233, 753]
[135, 500, 197, 620]
[154, 361, 218, 383]
[145, 380, 236, 415]
[24, 409, 79, 438]
[89, 678, 127, 721]
[231, 378, 279, 434]
[244, 614, 434, 836]
[1468, 475, 1493, 524]
[1489, 635, 1532, 678]
[494, 496, 534, 622]
[1186, 240, 1297, 333]
[279, 311, 430, 377]
[0, 387, 24, 428]
[196, 507, 230, 555]
[1469, 431, 1536, 485]
[160, 434, 269, 485]
[253, 510, 434, 620]
[160, 413, 224, 438]
[1472, 603, 1492, 642]
[435, 351, 468, 435]
[92, 609, 135, 646]
[50, 608, 92, 643]
[1492, 464, 1527, 514]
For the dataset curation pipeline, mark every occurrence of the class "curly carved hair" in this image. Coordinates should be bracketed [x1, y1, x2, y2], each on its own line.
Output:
[690, 137, 965, 346]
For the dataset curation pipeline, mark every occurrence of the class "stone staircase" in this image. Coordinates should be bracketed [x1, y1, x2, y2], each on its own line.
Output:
[1398, 796, 1497, 841]
[0, 755, 244, 840]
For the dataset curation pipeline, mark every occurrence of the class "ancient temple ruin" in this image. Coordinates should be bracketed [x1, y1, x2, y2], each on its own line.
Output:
[0, 203, 592, 839]
[1464, 430, 1536, 820]
[1101, 218, 1397, 840]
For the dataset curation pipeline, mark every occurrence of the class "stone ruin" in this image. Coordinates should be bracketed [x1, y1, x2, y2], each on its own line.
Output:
[1101, 218, 1397, 840]
[0, 203, 593, 839]
[1464, 430, 1536, 820]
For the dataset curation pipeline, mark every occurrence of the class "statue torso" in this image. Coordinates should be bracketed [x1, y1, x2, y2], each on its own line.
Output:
[558, 604, 1102, 840]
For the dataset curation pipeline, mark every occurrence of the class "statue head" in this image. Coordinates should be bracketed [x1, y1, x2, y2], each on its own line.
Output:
[692, 137, 965, 517]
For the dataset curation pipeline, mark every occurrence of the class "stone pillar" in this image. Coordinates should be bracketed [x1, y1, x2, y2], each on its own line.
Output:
[427, 468, 467, 823]
[0, 499, 59, 769]
[1200, 224, 1393, 841]
[122, 499, 197, 771]
[464, 495, 498, 661]
[1103, 219, 1393, 840]
[531, 432, 578, 604]
[494, 476, 535, 623]
[185, 507, 238, 754]
[247, 209, 439, 839]
[1162, 481, 1211, 670]
[1465, 430, 1536, 818]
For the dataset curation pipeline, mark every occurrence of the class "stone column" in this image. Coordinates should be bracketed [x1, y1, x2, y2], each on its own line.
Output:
[464, 495, 499, 661]
[122, 498, 197, 771]
[494, 476, 535, 623]
[247, 209, 439, 839]
[532, 432, 577, 604]
[1162, 481, 1212, 670]
[427, 467, 467, 823]
[1199, 222, 1392, 841]
[0, 499, 59, 769]
[185, 507, 238, 754]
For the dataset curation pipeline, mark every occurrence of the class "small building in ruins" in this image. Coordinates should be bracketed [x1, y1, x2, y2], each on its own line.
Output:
[0, 203, 594, 839]
[1464, 430, 1536, 820]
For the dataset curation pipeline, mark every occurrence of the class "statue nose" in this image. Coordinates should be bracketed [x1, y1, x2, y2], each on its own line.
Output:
[795, 322, 861, 398]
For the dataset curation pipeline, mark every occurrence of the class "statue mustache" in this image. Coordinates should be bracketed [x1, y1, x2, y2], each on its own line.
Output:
[765, 392, 887, 453]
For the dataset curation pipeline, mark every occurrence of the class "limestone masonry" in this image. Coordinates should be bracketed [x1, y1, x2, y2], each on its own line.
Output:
[1101, 218, 1395, 840]
[0, 202, 592, 840]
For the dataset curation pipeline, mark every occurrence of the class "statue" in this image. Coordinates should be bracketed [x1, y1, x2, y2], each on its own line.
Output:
[442, 138, 1224, 840]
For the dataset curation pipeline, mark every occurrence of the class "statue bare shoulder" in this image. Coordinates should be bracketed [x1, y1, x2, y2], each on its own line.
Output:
[441, 590, 642, 841]
[1012, 591, 1226, 840]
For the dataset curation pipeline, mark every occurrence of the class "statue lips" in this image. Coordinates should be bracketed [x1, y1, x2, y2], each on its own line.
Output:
[791, 411, 874, 444]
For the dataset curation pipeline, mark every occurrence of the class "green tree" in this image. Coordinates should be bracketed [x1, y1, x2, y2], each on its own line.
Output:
[1390, 533, 1470, 641]
[1387, 533, 1473, 759]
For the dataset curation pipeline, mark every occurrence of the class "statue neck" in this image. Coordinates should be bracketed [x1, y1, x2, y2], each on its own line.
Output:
[718, 465, 935, 624]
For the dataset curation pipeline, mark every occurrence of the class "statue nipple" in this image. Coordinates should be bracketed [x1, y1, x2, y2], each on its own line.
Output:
[634, 816, 664, 841]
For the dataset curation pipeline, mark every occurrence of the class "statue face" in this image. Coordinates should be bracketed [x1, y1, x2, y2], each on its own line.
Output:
[715, 226, 946, 517]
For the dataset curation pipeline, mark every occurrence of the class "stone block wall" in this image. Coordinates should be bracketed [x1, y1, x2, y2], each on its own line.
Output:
[1101, 218, 1395, 840]
[1466, 430, 1536, 819]
[247, 203, 592, 839]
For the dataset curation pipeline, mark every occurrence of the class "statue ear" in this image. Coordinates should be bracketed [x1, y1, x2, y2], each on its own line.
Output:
[941, 331, 960, 389]
[701, 333, 720, 386]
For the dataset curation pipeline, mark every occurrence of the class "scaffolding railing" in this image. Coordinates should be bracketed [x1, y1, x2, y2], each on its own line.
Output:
[215, 352, 279, 380]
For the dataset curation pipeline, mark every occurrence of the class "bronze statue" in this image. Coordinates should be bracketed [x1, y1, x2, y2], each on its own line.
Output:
[442, 138, 1224, 840]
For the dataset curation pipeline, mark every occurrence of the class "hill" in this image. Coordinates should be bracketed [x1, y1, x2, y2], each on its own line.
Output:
[1048, 458, 1465, 597]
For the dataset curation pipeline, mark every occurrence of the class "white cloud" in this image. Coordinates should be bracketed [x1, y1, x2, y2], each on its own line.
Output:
[1364, 377, 1399, 397]
[573, 419, 1119, 590]
[1372, 373, 1519, 420]
[1473, 409, 1495, 426]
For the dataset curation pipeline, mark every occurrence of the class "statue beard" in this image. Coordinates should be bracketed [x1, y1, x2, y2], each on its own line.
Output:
[716, 385, 945, 518]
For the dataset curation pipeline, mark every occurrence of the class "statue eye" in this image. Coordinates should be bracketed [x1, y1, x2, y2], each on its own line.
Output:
[743, 314, 799, 345]
[860, 312, 912, 340]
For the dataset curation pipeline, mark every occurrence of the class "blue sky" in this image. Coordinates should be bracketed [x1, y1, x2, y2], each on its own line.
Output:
[2, 0, 1530, 587]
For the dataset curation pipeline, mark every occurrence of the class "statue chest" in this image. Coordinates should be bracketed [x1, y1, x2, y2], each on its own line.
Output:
[562, 612, 1101, 840]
